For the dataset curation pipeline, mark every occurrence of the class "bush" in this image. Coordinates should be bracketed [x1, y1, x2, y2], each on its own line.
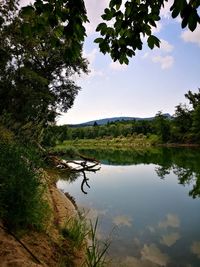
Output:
[0, 142, 50, 231]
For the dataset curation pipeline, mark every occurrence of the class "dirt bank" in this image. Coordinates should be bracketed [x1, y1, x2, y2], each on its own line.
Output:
[0, 170, 84, 267]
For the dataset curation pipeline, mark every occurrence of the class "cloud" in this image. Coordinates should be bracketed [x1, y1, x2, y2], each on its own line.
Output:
[159, 39, 174, 53]
[84, 0, 109, 35]
[151, 21, 163, 34]
[143, 38, 174, 69]
[141, 243, 169, 266]
[109, 61, 128, 71]
[113, 215, 132, 227]
[82, 48, 104, 78]
[152, 55, 174, 69]
[191, 241, 200, 258]
[158, 214, 180, 229]
[160, 232, 180, 247]
[83, 48, 98, 65]
[181, 25, 200, 47]
[160, 0, 174, 19]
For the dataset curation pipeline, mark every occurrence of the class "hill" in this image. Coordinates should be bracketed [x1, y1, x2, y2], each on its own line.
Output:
[70, 114, 171, 127]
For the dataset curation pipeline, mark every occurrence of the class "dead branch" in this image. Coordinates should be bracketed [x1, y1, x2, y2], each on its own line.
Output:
[47, 152, 101, 194]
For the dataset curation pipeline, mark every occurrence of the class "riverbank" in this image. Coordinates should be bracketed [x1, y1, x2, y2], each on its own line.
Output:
[0, 170, 84, 267]
[54, 136, 154, 152]
[53, 137, 200, 153]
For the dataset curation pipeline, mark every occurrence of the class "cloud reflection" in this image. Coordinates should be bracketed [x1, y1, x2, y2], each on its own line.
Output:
[191, 241, 200, 259]
[113, 215, 133, 227]
[158, 214, 180, 229]
[160, 232, 180, 247]
[141, 243, 169, 266]
[120, 256, 160, 267]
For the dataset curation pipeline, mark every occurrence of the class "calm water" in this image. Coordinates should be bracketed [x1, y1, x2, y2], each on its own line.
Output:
[57, 147, 200, 267]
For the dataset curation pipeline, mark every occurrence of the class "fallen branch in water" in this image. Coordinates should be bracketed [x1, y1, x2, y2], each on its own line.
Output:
[48, 154, 101, 194]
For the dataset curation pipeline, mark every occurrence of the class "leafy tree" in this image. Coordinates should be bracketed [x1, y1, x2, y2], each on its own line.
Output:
[173, 104, 192, 142]
[95, 0, 200, 63]
[18, 0, 199, 66]
[0, 0, 88, 142]
[154, 111, 171, 142]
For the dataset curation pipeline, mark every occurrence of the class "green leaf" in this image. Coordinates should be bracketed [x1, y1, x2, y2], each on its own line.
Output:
[94, 37, 104, 44]
[96, 23, 107, 32]
[147, 35, 160, 49]
[48, 15, 58, 28]
[21, 6, 35, 17]
[188, 10, 198, 31]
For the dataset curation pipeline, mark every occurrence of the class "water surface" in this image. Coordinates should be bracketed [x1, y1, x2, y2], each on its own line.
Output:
[57, 147, 200, 267]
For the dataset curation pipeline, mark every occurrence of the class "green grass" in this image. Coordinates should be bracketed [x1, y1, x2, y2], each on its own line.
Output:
[85, 218, 110, 267]
[0, 142, 50, 232]
[61, 215, 89, 249]
[54, 134, 159, 153]
[61, 215, 110, 267]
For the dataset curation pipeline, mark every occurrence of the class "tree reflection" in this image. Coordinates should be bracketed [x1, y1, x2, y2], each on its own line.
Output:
[155, 164, 200, 198]
[79, 147, 200, 198]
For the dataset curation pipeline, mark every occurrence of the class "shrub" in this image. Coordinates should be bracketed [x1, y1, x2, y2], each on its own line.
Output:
[0, 142, 50, 231]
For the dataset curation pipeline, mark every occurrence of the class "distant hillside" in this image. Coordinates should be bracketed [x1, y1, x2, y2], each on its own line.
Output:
[70, 114, 171, 127]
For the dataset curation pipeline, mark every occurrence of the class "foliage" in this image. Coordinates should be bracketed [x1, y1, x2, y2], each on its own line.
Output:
[0, 0, 88, 142]
[48, 89, 200, 146]
[85, 218, 110, 267]
[61, 215, 89, 249]
[95, 0, 200, 63]
[0, 142, 50, 231]
[17, 0, 200, 65]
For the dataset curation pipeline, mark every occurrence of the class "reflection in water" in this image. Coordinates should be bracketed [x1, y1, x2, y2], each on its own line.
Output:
[191, 241, 200, 259]
[113, 215, 133, 227]
[141, 243, 169, 266]
[80, 147, 200, 198]
[57, 147, 200, 266]
[158, 214, 180, 229]
[160, 232, 180, 247]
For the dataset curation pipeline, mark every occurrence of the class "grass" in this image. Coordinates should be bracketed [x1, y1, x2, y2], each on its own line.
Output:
[85, 218, 110, 267]
[54, 134, 159, 153]
[60, 215, 110, 267]
[0, 142, 51, 232]
[61, 214, 89, 249]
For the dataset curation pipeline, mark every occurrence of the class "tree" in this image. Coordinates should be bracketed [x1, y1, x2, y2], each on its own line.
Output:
[154, 111, 171, 142]
[18, 0, 199, 66]
[95, 0, 200, 64]
[0, 0, 88, 142]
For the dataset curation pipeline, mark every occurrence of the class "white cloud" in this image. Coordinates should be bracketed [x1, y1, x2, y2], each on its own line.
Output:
[84, 0, 109, 35]
[159, 39, 174, 53]
[181, 25, 200, 47]
[83, 48, 104, 78]
[141, 243, 170, 266]
[151, 21, 163, 34]
[109, 61, 128, 71]
[83, 48, 98, 65]
[160, 0, 174, 19]
[152, 55, 174, 69]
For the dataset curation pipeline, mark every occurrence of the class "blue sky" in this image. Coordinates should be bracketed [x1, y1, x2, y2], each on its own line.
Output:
[21, 0, 200, 124]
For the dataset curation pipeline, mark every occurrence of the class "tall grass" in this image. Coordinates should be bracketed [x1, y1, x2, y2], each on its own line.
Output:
[84, 218, 110, 267]
[61, 214, 89, 249]
[61, 215, 110, 267]
[0, 142, 50, 231]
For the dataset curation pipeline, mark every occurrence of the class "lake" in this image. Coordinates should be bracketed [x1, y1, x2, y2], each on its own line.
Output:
[57, 147, 200, 267]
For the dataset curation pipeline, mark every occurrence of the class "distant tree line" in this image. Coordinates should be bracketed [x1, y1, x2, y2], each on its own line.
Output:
[43, 89, 200, 146]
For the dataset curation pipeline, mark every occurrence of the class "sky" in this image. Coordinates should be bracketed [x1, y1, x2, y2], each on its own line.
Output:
[20, 0, 200, 124]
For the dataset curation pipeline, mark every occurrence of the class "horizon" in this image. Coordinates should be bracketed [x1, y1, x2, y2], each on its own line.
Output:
[20, 0, 200, 126]
[62, 113, 172, 125]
